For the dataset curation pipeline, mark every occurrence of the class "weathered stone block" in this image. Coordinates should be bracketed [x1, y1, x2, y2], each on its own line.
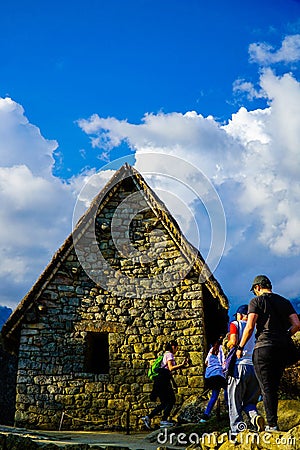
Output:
[189, 351, 204, 366]
[107, 399, 127, 410]
[187, 376, 203, 388]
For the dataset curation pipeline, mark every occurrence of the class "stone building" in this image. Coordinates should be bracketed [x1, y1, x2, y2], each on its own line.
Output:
[1, 164, 228, 430]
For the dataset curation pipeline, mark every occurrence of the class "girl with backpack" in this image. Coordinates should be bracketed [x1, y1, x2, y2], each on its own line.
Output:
[141, 340, 189, 429]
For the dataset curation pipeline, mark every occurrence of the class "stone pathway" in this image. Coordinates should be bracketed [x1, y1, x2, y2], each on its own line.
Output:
[0, 425, 164, 450]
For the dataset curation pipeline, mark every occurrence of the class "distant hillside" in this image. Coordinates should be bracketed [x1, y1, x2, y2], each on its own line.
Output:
[0, 306, 12, 330]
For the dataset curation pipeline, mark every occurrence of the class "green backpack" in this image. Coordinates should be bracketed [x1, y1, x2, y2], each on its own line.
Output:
[147, 354, 163, 381]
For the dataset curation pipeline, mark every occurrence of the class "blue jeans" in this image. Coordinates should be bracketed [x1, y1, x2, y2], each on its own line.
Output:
[205, 388, 228, 416]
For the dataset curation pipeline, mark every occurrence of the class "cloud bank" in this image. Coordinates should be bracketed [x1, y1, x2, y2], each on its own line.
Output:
[0, 99, 77, 308]
[78, 37, 300, 301]
[78, 69, 300, 259]
[249, 34, 300, 65]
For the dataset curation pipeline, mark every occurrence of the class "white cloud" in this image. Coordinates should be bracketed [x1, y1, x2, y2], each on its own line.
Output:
[78, 92, 300, 255]
[0, 98, 82, 309]
[0, 98, 57, 177]
[225, 69, 300, 256]
[233, 79, 265, 101]
[224, 106, 271, 145]
[81, 66, 300, 255]
[79, 110, 243, 184]
[78, 66, 300, 301]
[249, 34, 300, 65]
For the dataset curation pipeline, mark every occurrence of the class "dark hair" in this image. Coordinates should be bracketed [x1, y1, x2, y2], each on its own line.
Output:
[211, 337, 223, 356]
[165, 340, 178, 352]
[259, 280, 272, 290]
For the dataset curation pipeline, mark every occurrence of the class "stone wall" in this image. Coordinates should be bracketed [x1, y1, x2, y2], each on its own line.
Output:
[13, 179, 227, 430]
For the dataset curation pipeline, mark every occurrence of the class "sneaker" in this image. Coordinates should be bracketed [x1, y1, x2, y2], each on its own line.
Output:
[141, 416, 151, 430]
[251, 414, 265, 431]
[265, 425, 278, 431]
[160, 420, 174, 428]
[229, 432, 237, 442]
[199, 413, 209, 423]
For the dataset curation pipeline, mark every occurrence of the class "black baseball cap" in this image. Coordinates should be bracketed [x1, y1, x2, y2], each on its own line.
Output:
[250, 275, 272, 292]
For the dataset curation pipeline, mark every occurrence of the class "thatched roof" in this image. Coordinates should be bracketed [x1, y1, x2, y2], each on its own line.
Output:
[2, 163, 228, 351]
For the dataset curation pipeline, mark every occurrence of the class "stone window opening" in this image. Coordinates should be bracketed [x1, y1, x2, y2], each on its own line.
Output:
[84, 332, 109, 374]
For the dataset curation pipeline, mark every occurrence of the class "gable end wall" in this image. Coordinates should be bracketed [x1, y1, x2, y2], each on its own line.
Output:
[13, 179, 226, 430]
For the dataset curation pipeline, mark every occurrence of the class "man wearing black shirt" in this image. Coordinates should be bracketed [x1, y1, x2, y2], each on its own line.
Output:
[236, 275, 300, 431]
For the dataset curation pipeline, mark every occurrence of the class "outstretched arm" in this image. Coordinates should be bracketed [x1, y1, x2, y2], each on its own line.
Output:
[288, 313, 300, 336]
[167, 358, 188, 372]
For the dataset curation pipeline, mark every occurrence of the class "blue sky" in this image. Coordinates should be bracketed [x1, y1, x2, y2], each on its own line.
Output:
[1, 0, 300, 316]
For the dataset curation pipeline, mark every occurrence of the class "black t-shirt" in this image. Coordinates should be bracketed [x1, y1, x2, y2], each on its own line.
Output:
[248, 292, 296, 348]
